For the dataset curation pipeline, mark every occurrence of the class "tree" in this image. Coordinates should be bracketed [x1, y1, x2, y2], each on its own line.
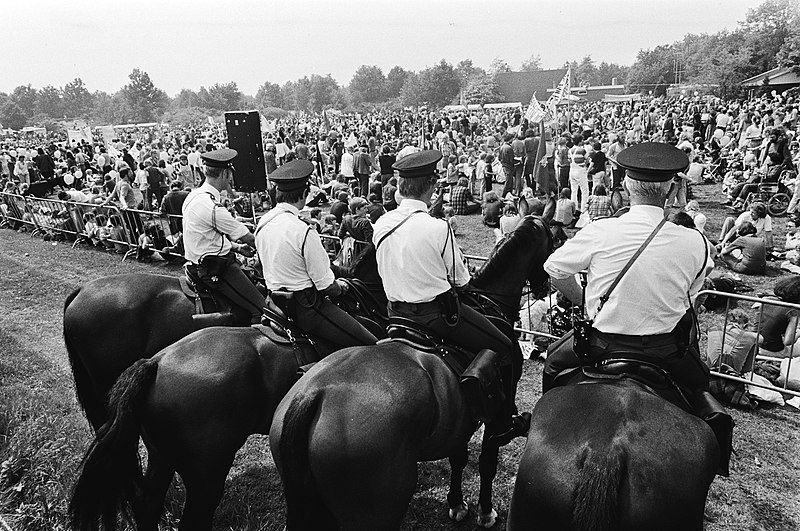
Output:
[739, 0, 799, 73]
[573, 56, 598, 86]
[386, 66, 410, 99]
[37, 85, 63, 118]
[120, 68, 169, 122]
[200, 82, 243, 111]
[255, 82, 284, 109]
[777, 22, 800, 73]
[0, 101, 27, 130]
[626, 45, 675, 96]
[92, 91, 132, 124]
[62, 78, 94, 118]
[463, 72, 503, 105]
[519, 54, 542, 72]
[415, 60, 461, 108]
[349, 65, 387, 104]
[173, 89, 200, 109]
[308, 74, 342, 111]
[488, 57, 512, 76]
[400, 73, 422, 107]
[10, 85, 38, 120]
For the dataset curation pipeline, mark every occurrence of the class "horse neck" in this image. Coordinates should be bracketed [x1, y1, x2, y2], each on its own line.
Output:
[470, 256, 534, 322]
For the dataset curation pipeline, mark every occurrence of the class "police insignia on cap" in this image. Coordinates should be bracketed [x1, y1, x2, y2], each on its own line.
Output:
[392, 150, 442, 179]
[201, 148, 238, 168]
[616, 142, 689, 182]
[269, 159, 315, 191]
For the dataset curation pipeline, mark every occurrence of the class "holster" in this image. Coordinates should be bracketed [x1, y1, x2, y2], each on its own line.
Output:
[437, 288, 461, 327]
[198, 253, 236, 283]
[573, 313, 593, 360]
[460, 349, 503, 423]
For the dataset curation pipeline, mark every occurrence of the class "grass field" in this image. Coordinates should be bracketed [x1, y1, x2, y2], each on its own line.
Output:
[0, 180, 798, 530]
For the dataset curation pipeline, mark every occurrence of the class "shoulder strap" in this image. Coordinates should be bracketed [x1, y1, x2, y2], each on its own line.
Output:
[375, 210, 423, 249]
[596, 217, 667, 314]
[254, 208, 293, 237]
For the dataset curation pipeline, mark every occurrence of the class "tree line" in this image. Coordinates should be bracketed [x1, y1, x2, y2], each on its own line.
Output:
[1, 0, 797, 131]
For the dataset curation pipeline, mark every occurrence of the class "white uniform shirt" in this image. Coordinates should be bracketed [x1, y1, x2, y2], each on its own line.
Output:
[544, 205, 713, 335]
[255, 203, 334, 291]
[182, 182, 249, 263]
[373, 199, 470, 304]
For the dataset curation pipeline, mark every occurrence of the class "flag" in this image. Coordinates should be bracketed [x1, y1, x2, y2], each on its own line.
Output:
[207, 116, 215, 126]
[260, 113, 270, 135]
[322, 109, 331, 133]
[525, 92, 547, 123]
[546, 67, 571, 116]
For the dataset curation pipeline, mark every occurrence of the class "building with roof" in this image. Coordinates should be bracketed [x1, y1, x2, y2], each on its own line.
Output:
[742, 66, 800, 97]
[495, 69, 626, 104]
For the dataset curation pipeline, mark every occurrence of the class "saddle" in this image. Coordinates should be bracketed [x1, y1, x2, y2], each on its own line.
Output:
[558, 356, 733, 477]
[259, 292, 324, 375]
[179, 272, 238, 329]
[385, 317, 504, 423]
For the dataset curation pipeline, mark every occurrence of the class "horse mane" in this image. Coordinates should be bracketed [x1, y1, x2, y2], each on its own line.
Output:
[473, 215, 549, 286]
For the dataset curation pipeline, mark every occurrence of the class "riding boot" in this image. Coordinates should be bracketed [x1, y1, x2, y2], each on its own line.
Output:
[541, 371, 556, 394]
[691, 390, 734, 477]
[487, 364, 531, 446]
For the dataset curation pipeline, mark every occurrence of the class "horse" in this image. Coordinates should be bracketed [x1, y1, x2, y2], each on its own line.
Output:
[64, 254, 385, 431]
[506, 377, 718, 531]
[268, 215, 553, 530]
[69, 325, 317, 531]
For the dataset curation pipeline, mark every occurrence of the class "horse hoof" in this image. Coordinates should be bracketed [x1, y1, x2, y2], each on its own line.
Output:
[448, 501, 469, 522]
[476, 507, 498, 528]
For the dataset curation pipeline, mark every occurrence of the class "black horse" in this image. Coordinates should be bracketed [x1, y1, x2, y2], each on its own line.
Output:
[269, 216, 553, 529]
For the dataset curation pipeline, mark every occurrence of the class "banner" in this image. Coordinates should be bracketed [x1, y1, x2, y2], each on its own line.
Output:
[546, 67, 571, 117]
[322, 109, 331, 133]
[524, 92, 547, 123]
[100, 125, 116, 147]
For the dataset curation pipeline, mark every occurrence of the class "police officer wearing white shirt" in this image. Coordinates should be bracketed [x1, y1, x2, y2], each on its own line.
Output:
[542, 142, 732, 474]
[255, 160, 377, 352]
[373, 150, 530, 446]
[182, 148, 265, 324]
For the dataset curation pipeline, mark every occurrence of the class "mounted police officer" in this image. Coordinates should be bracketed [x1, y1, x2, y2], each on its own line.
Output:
[255, 159, 378, 352]
[542, 142, 733, 475]
[182, 148, 265, 324]
[373, 150, 530, 446]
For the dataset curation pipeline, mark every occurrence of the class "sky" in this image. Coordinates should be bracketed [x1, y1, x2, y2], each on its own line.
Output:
[4, 0, 758, 97]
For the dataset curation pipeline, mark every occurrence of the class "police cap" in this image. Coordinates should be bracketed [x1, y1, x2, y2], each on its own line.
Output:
[616, 142, 689, 182]
[201, 148, 238, 169]
[392, 150, 442, 179]
[269, 159, 315, 191]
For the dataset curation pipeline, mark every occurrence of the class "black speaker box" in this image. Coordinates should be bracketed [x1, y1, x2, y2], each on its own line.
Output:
[225, 110, 266, 192]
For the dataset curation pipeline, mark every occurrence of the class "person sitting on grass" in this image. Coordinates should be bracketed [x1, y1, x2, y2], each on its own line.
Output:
[482, 190, 502, 228]
[718, 221, 766, 275]
[494, 202, 521, 243]
[717, 201, 773, 255]
[586, 184, 613, 221]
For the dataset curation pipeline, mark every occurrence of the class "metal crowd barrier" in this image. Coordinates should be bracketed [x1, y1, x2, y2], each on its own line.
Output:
[0, 192, 35, 232]
[699, 289, 800, 399]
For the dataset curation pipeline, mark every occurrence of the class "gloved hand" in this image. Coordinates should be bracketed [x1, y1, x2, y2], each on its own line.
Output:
[335, 278, 350, 296]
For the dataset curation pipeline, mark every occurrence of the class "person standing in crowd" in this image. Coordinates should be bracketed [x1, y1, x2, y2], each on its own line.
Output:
[555, 137, 571, 193]
[511, 130, 526, 196]
[542, 142, 731, 475]
[499, 133, 516, 198]
[568, 137, 589, 213]
[353, 145, 372, 198]
[378, 144, 396, 187]
[374, 150, 531, 446]
[34, 148, 55, 181]
[182, 148, 264, 325]
[255, 160, 377, 351]
[523, 128, 539, 190]
[160, 180, 190, 236]
[144, 160, 165, 210]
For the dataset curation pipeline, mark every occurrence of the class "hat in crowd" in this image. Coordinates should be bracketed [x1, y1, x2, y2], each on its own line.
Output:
[201, 148, 238, 169]
[616, 142, 689, 182]
[270, 159, 314, 192]
[392, 150, 442, 179]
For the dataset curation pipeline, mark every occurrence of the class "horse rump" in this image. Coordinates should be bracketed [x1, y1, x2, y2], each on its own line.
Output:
[69, 358, 158, 531]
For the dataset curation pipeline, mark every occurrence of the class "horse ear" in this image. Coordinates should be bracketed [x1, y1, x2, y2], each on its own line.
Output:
[542, 196, 556, 223]
[518, 196, 530, 217]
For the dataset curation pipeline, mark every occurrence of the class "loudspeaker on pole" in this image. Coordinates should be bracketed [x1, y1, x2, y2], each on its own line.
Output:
[224, 110, 266, 192]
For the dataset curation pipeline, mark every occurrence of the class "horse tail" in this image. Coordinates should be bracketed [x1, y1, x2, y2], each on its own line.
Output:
[572, 446, 626, 531]
[64, 287, 104, 429]
[279, 392, 337, 530]
[69, 357, 158, 531]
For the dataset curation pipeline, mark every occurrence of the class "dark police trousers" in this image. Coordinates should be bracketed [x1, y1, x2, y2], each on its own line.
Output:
[281, 287, 378, 352]
[388, 298, 522, 413]
[543, 328, 710, 394]
[196, 254, 265, 324]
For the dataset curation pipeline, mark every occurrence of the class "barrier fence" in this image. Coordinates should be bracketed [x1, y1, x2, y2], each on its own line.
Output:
[699, 289, 800, 399]
[15, 191, 800, 391]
